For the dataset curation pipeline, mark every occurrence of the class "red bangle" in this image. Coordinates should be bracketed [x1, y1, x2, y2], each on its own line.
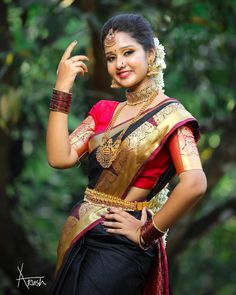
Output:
[50, 89, 72, 114]
[140, 219, 165, 248]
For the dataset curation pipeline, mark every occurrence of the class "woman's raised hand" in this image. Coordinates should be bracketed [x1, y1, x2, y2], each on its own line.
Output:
[55, 41, 89, 93]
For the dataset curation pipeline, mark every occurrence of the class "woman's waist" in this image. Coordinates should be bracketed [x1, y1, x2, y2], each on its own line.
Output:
[84, 187, 149, 211]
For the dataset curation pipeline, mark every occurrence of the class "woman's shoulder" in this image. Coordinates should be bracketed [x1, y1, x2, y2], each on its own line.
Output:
[159, 96, 189, 112]
[163, 97, 199, 132]
[87, 99, 119, 119]
[153, 95, 198, 125]
[91, 99, 119, 110]
[169, 98, 195, 116]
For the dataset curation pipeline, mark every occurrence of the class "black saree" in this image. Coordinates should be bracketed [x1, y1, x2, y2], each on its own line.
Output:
[51, 208, 156, 295]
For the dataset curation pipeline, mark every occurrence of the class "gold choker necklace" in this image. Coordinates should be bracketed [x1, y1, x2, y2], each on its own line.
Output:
[126, 84, 158, 106]
[96, 87, 158, 168]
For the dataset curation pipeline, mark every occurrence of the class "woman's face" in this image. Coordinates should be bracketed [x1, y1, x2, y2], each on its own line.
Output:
[104, 31, 155, 91]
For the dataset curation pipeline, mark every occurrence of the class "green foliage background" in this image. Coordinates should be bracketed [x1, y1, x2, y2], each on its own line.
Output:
[0, 0, 235, 294]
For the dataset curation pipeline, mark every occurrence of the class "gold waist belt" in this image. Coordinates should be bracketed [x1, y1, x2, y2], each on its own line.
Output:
[84, 187, 149, 211]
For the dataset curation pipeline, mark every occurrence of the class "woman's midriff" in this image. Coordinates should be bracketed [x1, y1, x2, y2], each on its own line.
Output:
[124, 186, 151, 203]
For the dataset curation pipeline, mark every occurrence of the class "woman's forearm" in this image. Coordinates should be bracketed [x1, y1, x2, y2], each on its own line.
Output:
[153, 170, 207, 231]
[46, 41, 89, 169]
[46, 111, 77, 168]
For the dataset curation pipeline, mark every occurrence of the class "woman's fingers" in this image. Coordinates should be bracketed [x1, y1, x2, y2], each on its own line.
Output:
[102, 221, 123, 229]
[57, 59, 88, 78]
[55, 42, 90, 92]
[102, 212, 126, 223]
[72, 61, 88, 73]
[61, 40, 78, 62]
[105, 228, 125, 235]
[108, 207, 132, 219]
[69, 55, 89, 63]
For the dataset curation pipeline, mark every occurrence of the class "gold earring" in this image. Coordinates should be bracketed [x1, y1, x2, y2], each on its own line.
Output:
[110, 79, 122, 89]
[147, 62, 159, 77]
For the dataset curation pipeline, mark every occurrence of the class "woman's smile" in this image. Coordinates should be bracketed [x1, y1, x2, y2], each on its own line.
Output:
[117, 70, 133, 79]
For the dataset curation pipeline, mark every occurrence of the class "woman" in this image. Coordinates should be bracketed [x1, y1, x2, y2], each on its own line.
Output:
[47, 14, 207, 295]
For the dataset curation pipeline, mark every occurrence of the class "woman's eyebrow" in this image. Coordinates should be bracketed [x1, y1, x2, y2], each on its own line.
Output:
[105, 45, 135, 56]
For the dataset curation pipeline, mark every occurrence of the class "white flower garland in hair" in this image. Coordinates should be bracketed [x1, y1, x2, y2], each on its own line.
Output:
[152, 37, 166, 91]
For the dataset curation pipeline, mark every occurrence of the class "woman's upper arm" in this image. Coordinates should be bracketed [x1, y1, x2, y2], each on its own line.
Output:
[69, 115, 96, 162]
[167, 125, 203, 175]
[168, 125, 207, 194]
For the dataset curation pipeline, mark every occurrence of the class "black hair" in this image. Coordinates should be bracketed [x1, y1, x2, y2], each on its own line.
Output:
[100, 13, 155, 52]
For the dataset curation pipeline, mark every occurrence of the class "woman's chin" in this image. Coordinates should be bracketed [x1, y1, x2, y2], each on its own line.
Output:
[117, 78, 141, 90]
[119, 76, 151, 91]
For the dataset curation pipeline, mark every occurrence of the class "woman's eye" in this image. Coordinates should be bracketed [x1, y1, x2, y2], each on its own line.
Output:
[106, 50, 133, 62]
[124, 50, 134, 56]
[106, 56, 115, 62]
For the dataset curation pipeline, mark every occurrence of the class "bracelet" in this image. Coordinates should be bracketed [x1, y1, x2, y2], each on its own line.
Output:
[136, 226, 148, 250]
[139, 234, 149, 250]
[152, 216, 166, 234]
[50, 88, 72, 114]
[140, 219, 166, 248]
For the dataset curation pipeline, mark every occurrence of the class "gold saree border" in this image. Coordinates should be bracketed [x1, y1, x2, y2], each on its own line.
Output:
[55, 202, 108, 275]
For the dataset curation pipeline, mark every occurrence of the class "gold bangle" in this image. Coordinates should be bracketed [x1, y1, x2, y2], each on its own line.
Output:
[152, 216, 166, 234]
[139, 235, 148, 250]
[136, 226, 148, 250]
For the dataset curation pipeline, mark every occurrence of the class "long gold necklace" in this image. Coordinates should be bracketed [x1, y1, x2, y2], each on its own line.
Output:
[96, 87, 158, 168]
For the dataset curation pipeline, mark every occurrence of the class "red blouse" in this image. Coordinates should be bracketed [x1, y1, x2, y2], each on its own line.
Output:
[70, 99, 202, 190]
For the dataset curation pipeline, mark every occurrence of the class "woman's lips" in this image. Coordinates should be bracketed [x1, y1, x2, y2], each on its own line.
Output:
[117, 71, 132, 79]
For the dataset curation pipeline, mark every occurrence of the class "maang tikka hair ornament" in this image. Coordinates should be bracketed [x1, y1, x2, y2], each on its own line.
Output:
[104, 28, 116, 47]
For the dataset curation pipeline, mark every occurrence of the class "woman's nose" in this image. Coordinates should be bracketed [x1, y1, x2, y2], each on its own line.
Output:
[116, 56, 126, 69]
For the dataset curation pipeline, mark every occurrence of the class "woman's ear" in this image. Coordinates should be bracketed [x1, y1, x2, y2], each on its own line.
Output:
[147, 47, 156, 64]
